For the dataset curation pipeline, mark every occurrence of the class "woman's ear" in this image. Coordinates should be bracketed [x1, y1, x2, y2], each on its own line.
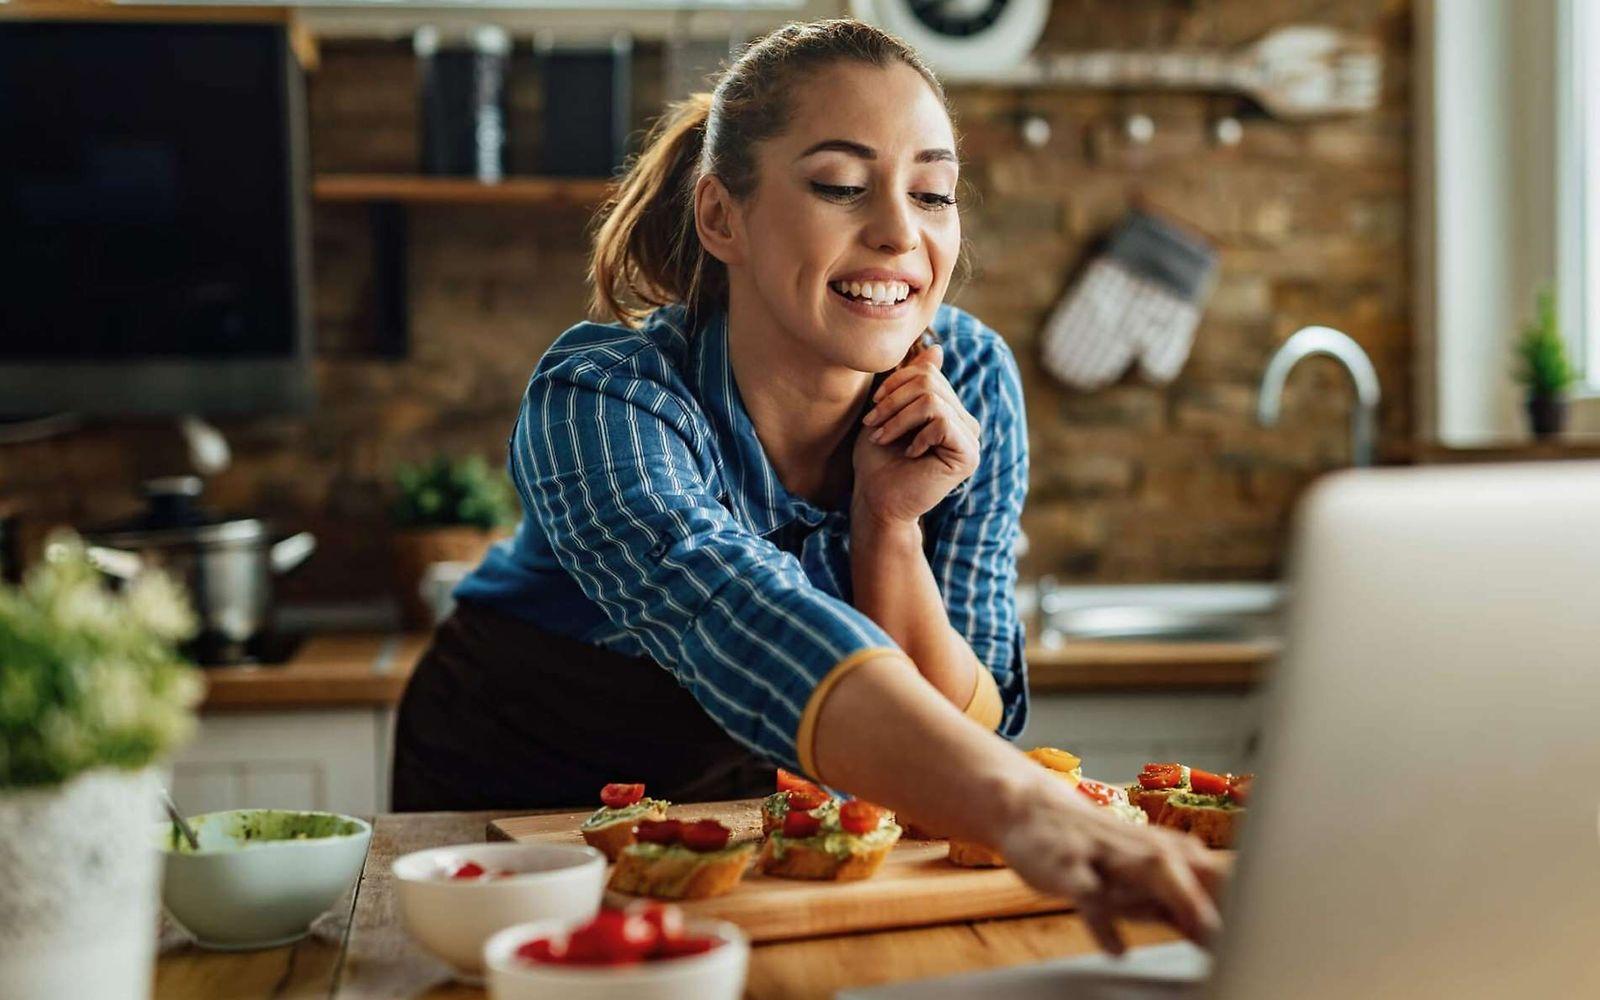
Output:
[693, 173, 745, 268]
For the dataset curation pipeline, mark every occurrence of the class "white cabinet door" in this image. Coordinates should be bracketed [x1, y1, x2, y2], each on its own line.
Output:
[1019, 692, 1264, 780]
[168, 708, 394, 817]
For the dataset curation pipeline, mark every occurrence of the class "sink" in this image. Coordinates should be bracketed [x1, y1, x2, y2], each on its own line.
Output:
[1027, 581, 1284, 645]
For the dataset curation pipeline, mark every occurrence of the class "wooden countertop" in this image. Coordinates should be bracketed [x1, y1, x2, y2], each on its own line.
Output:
[153, 810, 1183, 1000]
[196, 633, 431, 711]
[195, 630, 1272, 711]
[1026, 638, 1276, 691]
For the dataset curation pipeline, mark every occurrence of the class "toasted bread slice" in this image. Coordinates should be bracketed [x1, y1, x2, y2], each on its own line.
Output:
[1159, 799, 1241, 849]
[581, 818, 647, 862]
[1126, 785, 1178, 823]
[758, 834, 897, 881]
[760, 792, 788, 836]
[607, 842, 756, 900]
[946, 838, 1007, 868]
[901, 818, 945, 840]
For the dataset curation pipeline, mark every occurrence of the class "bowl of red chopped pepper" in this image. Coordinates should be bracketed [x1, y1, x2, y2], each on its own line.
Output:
[483, 901, 748, 1000]
[392, 842, 606, 982]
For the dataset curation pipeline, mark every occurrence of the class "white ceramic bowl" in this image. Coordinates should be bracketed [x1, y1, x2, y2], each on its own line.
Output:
[484, 915, 749, 1000]
[156, 809, 372, 950]
[392, 842, 606, 982]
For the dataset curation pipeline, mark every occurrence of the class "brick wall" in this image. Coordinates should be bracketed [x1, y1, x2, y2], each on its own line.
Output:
[0, 0, 1411, 601]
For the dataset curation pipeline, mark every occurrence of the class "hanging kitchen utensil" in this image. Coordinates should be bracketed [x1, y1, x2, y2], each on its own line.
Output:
[81, 476, 316, 666]
[980, 25, 1382, 120]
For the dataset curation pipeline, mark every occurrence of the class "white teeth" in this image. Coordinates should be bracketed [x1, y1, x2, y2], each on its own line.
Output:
[831, 279, 912, 304]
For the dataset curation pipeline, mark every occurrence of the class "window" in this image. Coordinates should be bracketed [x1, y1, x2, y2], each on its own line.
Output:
[1561, 0, 1600, 389]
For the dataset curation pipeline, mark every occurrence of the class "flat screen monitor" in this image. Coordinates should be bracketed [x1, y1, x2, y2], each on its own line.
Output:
[0, 21, 312, 416]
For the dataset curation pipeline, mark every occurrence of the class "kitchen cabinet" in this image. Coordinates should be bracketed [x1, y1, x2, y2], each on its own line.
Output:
[1020, 691, 1263, 779]
[167, 708, 396, 816]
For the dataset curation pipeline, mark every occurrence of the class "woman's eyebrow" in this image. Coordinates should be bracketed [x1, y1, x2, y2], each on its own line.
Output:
[796, 138, 958, 164]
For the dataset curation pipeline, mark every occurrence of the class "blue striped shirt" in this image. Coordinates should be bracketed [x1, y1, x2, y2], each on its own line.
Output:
[455, 301, 1030, 771]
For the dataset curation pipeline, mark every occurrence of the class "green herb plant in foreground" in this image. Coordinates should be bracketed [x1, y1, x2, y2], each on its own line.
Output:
[0, 533, 203, 788]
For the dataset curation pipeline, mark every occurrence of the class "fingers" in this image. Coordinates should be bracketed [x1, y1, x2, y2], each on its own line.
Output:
[873, 343, 945, 402]
[868, 395, 940, 446]
[866, 374, 979, 438]
[1080, 903, 1128, 956]
[1150, 847, 1223, 947]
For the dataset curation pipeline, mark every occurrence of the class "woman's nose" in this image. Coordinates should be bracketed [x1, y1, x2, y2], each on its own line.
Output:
[863, 192, 919, 255]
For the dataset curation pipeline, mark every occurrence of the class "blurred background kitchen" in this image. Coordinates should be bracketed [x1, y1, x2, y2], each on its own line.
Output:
[1, 0, 1594, 815]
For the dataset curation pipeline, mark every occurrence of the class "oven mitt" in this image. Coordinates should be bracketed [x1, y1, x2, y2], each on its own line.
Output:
[1040, 209, 1218, 391]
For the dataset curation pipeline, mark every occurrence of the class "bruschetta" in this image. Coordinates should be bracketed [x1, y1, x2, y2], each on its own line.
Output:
[607, 819, 756, 900]
[579, 783, 670, 861]
[758, 799, 901, 881]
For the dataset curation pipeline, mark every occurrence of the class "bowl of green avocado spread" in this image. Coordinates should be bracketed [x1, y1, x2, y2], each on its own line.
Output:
[155, 809, 371, 950]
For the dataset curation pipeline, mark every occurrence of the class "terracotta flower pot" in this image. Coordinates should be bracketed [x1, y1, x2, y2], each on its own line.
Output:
[390, 526, 503, 629]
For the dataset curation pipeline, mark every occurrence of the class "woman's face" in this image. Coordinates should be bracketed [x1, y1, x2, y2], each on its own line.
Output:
[729, 61, 961, 375]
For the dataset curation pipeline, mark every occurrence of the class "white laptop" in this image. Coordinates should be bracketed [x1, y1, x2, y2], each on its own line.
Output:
[844, 461, 1600, 999]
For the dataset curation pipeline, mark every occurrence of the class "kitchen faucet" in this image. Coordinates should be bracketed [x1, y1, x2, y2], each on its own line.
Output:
[1257, 326, 1381, 467]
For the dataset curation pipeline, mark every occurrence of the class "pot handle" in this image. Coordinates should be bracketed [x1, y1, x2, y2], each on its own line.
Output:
[83, 545, 145, 581]
[270, 532, 317, 575]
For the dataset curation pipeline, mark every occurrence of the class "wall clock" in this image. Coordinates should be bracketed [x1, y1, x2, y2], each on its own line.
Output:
[848, 0, 1050, 80]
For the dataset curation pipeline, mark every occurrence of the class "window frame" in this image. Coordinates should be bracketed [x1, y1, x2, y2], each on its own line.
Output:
[1558, 0, 1597, 389]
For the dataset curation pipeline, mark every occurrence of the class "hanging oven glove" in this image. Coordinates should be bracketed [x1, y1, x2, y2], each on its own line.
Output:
[1040, 209, 1218, 391]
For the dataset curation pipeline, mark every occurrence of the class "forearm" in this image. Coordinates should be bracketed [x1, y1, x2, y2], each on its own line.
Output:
[850, 507, 983, 708]
[806, 655, 1059, 845]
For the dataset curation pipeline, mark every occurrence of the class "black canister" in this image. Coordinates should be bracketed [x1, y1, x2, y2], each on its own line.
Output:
[0, 507, 21, 584]
[415, 25, 511, 181]
[536, 32, 632, 177]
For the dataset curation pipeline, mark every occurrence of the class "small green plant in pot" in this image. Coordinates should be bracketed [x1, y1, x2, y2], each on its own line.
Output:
[390, 454, 518, 628]
[0, 532, 203, 1000]
[1513, 286, 1577, 439]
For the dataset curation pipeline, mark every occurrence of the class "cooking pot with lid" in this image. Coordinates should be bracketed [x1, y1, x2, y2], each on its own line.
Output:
[81, 476, 316, 665]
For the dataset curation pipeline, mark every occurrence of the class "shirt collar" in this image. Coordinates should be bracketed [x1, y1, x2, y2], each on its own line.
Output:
[686, 307, 851, 537]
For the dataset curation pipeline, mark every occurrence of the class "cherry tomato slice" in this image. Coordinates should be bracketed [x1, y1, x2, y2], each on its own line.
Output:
[1138, 763, 1184, 790]
[565, 909, 658, 964]
[680, 819, 731, 852]
[785, 786, 830, 811]
[516, 936, 567, 963]
[1076, 779, 1118, 806]
[600, 782, 646, 808]
[777, 768, 826, 797]
[657, 935, 718, 959]
[781, 810, 823, 838]
[1229, 774, 1254, 805]
[624, 900, 685, 942]
[1189, 768, 1230, 796]
[839, 800, 885, 835]
[449, 861, 486, 879]
[634, 819, 682, 845]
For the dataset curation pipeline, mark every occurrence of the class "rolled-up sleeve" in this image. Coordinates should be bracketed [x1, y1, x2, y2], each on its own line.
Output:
[512, 351, 904, 772]
[925, 336, 1030, 739]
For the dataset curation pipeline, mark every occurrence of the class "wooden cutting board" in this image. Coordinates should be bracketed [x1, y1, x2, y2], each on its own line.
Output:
[488, 798, 1072, 942]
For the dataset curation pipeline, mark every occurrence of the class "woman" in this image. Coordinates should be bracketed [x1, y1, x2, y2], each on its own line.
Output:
[393, 18, 1227, 952]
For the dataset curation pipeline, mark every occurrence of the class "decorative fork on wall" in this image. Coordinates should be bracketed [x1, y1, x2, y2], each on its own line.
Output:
[967, 25, 1383, 121]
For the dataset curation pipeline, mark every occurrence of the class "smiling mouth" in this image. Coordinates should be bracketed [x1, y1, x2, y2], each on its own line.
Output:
[828, 279, 915, 307]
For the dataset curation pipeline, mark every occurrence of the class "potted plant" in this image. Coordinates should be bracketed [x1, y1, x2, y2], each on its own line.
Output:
[1514, 287, 1577, 439]
[0, 533, 202, 1000]
[390, 454, 518, 629]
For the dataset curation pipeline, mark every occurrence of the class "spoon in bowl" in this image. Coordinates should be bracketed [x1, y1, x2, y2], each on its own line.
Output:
[162, 787, 200, 851]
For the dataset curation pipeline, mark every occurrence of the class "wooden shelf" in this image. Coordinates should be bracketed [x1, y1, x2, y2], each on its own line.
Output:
[312, 173, 614, 206]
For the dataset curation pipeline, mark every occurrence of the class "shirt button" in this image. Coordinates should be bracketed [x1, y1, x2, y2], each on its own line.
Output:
[648, 540, 669, 560]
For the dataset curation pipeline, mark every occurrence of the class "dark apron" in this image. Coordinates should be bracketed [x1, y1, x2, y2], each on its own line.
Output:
[390, 599, 776, 812]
